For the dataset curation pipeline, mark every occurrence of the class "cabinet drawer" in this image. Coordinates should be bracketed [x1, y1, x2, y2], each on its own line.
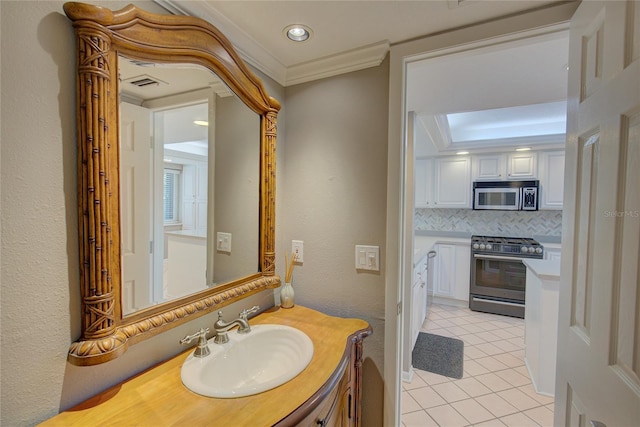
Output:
[297, 365, 350, 426]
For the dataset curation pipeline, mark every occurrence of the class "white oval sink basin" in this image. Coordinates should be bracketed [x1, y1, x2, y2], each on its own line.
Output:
[180, 324, 314, 398]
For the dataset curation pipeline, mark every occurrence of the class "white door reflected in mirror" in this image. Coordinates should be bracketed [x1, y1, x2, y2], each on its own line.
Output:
[119, 57, 260, 316]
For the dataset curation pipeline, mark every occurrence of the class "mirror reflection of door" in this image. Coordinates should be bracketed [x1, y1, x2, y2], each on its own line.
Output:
[120, 97, 212, 315]
[120, 102, 152, 315]
[118, 57, 260, 316]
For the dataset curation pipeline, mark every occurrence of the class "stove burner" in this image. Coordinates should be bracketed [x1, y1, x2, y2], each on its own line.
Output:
[471, 235, 543, 259]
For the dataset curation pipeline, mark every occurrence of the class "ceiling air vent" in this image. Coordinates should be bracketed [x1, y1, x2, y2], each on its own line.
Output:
[131, 77, 159, 87]
[122, 74, 168, 88]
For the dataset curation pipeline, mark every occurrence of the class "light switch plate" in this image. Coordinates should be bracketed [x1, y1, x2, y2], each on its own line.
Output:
[355, 245, 379, 271]
[217, 232, 232, 252]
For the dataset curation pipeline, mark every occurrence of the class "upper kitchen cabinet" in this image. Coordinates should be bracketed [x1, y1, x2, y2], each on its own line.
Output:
[433, 156, 472, 208]
[415, 156, 471, 208]
[539, 150, 565, 210]
[472, 154, 506, 180]
[472, 152, 538, 181]
[416, 150, 563, 210]
[415, 158, 432, 208]
[507, 152, 538, 179]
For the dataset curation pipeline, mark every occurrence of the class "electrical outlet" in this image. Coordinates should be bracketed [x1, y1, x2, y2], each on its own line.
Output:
[292, 240, 304, 263]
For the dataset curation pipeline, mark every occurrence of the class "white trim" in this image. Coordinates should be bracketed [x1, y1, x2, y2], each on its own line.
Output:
[285, 41, 390, 86]
[157, 0, 287, 84]
[402, 367, 415, 383]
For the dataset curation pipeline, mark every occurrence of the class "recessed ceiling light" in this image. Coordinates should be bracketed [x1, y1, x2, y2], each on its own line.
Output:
[194, 120, 208, 127]
[456, 151, 469, 155]
[284, 24, 312, 42]
[516, 147, 531, 151]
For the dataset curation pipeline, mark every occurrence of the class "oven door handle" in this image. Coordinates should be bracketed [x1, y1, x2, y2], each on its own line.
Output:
[473, 254, 524, 262]
[471, 297, 525, 307]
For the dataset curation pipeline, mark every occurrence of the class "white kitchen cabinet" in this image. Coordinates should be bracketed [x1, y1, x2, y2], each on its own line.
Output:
[414, 158, 433, 208]
[433, 156, 471, 208]
[433, 241, 471, 304]
[539, 151, 565, 209]
[543, 242, 562, 262]
[471, 152, 538, 181]
[411, 255, 428, 346]
[415, 156, 471, 208]
[507, 152, 538, 179]
[524, 259, 560, 396]
[472, 154, 506, 180]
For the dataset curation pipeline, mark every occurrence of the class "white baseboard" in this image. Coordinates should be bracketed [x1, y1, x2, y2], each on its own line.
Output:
[524, 357, 555, 398]
[402, 367, 415, 383]
[432, 296, 468, 308]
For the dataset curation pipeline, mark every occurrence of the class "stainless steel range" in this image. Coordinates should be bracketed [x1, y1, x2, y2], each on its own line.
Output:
[469, 235, 543, 318]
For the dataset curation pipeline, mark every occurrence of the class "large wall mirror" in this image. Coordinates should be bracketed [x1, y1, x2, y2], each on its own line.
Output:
[64, 2, 280, 365]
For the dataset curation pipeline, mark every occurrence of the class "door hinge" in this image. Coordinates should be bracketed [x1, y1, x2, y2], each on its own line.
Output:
[397, 302, 402, 315]
[150, 241, 153, 254]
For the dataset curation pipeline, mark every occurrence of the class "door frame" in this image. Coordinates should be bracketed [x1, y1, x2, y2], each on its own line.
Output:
[384, 4, 578, 425]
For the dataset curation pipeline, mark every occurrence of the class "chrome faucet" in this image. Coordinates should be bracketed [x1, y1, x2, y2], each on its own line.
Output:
[180, 328, 211, 357]
[213, 305, 260, 344]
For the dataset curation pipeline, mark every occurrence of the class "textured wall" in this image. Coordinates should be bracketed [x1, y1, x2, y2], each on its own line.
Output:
[415, 208, 563, 237]
[281, 58, 390, 426]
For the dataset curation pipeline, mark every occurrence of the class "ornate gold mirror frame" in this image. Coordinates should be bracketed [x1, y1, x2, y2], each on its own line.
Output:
[64, 2, 280, 366]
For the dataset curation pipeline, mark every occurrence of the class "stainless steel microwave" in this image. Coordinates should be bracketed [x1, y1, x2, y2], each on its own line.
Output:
[473, 180, 539, 211]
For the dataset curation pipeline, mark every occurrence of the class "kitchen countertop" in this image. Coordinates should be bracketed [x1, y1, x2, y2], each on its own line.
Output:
[413, 234, 471, 266]
[415, 230, 473, 238]
[523, 258, 561, 280]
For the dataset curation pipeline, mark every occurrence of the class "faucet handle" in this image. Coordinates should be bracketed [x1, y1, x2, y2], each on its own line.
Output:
[180, 327, 210, 344]
[180, 327, 211, 358]
[239, 305, 260, 320]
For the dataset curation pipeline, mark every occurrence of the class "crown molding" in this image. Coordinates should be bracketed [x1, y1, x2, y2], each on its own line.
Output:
[285, 41, 390, 86]
[156, 0, 390, 87]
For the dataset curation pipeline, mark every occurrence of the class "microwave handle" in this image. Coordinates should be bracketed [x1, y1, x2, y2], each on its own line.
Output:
[519, 187, 523, 210]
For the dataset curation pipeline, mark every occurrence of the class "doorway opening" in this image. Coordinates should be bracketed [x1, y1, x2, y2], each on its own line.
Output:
[399, 27, 569, 423]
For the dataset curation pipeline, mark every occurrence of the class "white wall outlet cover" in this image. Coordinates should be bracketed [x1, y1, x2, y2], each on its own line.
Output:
[355, 245, 379, 271]
[217, 232, 232, 252]
[292, 240, 304, 263]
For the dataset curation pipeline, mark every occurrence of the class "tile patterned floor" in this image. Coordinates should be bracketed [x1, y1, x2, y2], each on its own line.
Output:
[402, 304, 554, 427]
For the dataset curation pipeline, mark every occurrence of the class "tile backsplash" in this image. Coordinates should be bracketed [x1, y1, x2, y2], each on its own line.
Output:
[415, 208, 562, 237]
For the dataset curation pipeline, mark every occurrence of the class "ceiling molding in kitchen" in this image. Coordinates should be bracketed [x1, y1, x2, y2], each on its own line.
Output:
[156, 0, 389, 87]
[417, 113, 566, 155]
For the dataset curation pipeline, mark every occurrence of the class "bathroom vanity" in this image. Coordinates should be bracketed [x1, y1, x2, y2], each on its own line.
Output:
[41, 306, 371, 426]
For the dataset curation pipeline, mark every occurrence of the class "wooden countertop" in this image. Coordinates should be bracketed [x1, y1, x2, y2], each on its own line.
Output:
[41, 306, 371, 426]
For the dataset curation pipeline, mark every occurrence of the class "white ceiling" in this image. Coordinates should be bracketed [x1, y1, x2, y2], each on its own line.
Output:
[158, 0, 563, 87]
[407, 30, 570, 152]
[147, 0, 571, 149]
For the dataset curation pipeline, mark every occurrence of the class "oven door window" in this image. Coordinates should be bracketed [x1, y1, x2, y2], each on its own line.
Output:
[474, 258, 526, 292]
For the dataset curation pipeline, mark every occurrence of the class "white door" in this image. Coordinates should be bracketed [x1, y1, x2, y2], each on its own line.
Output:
[555, 1, 640, 425]
[120, 102, 152, 315]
